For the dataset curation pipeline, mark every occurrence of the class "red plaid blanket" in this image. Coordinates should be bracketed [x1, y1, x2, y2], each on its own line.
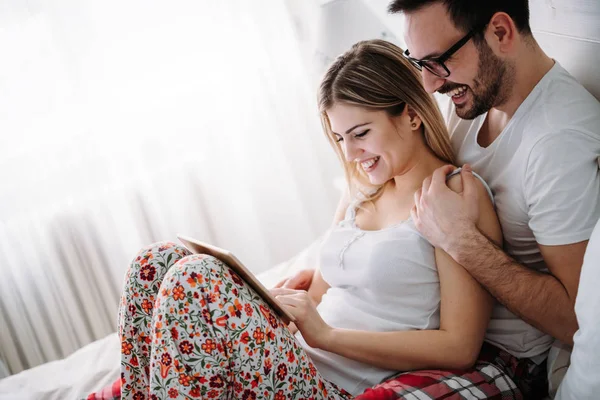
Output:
[85, 378, 121, 400]
[354, 342, 548, 400]
[86, 343, 546, 399]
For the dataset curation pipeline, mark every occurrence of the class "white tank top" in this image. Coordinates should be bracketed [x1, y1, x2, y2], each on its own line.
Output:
[296, 170, 493, 395]
[296, 200, 439, 395]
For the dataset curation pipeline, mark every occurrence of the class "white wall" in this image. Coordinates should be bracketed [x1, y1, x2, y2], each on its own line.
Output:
[530, 0, 600, 99]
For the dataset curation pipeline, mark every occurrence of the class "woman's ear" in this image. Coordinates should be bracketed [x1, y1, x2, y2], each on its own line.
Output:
[406, 105, 423, 131]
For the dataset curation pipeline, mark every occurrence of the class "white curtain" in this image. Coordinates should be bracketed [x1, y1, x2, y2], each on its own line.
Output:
[0, 0, 344, 374]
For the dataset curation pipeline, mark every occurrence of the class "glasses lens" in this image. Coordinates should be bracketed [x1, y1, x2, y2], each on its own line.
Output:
[422, 60, 449, 77]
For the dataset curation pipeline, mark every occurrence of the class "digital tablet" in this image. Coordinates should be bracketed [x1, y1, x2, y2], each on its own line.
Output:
[177, 234, 295, 324]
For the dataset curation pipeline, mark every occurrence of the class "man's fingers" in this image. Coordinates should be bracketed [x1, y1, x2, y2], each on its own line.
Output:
[410, 204, 418, 221]
[422, 176, 432, 194]
[430, 164, 456, 190]
[414, 187, 422, 206]
[461, 164, 479, 200]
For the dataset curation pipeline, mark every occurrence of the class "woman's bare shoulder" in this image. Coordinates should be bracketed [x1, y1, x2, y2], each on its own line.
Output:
[447, 171, 502, 245]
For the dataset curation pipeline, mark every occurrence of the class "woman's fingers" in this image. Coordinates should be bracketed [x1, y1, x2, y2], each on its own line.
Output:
[270, 288, 302, 296]
[273, 278, 287, 288]
[272, 290, 311, 308]
[280, 269, 314, 290]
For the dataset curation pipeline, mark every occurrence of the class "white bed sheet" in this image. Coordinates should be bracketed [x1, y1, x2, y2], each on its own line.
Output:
[0, 333, 120, 400]
[0, 236, 322, 400]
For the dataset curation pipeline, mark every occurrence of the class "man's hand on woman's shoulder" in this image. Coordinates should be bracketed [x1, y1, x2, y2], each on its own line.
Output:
[411, 164, 482, 252]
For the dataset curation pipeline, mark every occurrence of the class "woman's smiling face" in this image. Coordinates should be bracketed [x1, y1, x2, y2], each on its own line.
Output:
[327, 103, 422, 185]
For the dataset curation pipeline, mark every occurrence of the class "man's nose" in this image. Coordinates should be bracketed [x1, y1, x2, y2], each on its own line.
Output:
[421, 68, 446, 94]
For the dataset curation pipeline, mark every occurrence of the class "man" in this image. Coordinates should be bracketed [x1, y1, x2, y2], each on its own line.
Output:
[280, 1, 600, 398]
[555, 217, 600, 399]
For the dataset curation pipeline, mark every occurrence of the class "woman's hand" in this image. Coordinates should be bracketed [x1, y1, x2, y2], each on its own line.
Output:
[273, 269, 315, 290]
[270, 288, 332, 349]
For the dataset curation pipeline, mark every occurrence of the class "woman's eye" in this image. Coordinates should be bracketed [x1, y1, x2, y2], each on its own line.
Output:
[354, 129, 370, 138]
[334, 136, 343, 143]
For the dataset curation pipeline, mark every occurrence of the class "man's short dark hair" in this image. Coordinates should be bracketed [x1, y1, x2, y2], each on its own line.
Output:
[388, 0, 532, 36]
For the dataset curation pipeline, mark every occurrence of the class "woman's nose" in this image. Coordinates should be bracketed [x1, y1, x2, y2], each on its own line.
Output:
[342, 139, 362, 162]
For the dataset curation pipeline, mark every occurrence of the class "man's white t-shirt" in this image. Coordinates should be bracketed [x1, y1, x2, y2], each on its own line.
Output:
[442, 62, 600, 358]
[555, 217, 600, 399]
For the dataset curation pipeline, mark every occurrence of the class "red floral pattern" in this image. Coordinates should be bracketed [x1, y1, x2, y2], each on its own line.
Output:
[118, 241, 350, 399]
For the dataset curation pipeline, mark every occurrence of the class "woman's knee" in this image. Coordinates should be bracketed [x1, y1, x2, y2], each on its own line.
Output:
[157, 254, 238, 299]
[125, 241, 191, 286]
[166, 254, 227, 282]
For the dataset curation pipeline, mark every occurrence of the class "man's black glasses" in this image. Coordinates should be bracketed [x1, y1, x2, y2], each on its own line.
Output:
[403, 22, 488, 78]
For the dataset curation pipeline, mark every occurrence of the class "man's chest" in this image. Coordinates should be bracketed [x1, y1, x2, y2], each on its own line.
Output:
[453, 127, 543, 264]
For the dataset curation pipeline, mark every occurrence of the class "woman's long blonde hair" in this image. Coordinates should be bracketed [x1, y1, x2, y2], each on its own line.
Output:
[318, 39, 455, 201]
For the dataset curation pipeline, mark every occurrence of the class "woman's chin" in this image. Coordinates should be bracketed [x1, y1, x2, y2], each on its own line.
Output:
[367, 174, 387, 186]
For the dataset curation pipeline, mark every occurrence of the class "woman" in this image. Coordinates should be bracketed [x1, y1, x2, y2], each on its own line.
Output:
[116, 39, 502, 399]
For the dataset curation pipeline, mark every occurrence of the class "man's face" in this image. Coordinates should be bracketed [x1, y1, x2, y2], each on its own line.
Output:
[403, 3, 511, 119]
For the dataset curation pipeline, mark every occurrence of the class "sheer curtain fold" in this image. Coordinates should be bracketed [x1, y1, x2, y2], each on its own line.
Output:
[0, 0, 340, 374]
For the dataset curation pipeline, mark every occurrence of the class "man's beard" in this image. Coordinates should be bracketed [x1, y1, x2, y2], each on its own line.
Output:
[440, 40, 514, 120]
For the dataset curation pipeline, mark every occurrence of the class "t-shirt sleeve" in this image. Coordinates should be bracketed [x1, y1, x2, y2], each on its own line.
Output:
[555, 219, 600, 399]
[524, 131, 600, 246]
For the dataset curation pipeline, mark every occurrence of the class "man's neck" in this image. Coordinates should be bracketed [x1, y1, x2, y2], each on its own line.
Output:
[493, 42, 555, 119]
[477, 41, 555, 147]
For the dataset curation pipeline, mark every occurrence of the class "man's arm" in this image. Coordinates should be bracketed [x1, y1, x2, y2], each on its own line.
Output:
[556, 219, 600, 399]
[451, 132, 598, 345]
[447, 227, 584, 345]
[413, 164, 588, 345]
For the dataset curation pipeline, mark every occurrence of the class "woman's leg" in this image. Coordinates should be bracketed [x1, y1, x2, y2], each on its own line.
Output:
[118, 241, 191, 400]
[148, 254, 351, 400]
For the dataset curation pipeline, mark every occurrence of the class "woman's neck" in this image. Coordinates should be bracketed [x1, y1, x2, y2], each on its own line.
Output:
[389, 146, 448, 195]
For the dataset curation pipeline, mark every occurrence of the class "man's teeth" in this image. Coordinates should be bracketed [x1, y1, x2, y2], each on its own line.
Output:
[447, 86, 467, 97]
[361, 157, 379, 169]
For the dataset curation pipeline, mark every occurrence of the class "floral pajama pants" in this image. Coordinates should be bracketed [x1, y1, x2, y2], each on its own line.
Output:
[118, 241, 351, 400]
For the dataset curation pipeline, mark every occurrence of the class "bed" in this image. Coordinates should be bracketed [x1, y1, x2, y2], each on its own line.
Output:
[1, 1, 597, 398]
[0, 240, 319, 400]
